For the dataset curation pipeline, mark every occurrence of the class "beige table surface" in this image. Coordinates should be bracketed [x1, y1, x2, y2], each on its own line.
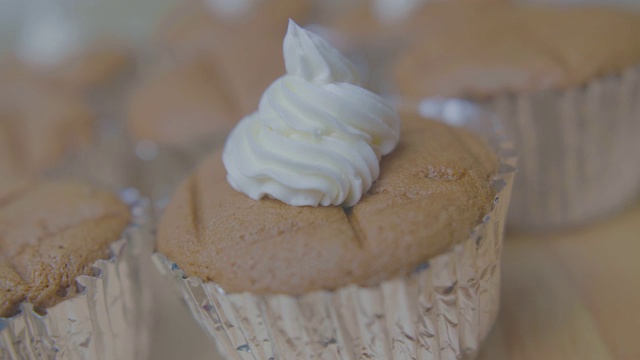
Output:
[150, 201, 640, 360]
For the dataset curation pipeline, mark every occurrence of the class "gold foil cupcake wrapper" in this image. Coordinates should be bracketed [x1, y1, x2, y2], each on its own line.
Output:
[0, 190, 152, 360]
[154, 102, 516, 359]
[484, 64, 640, 231]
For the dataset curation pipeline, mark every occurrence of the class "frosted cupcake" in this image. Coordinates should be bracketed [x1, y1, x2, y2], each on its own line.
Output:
[155, 21, 515, 359]
[0, 181, 151, 359]
[393, 2, 640, 231]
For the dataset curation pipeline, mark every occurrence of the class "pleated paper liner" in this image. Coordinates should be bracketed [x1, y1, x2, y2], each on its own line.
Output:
[153, 101, 517, 360]
[485, 64, 640, 231]
[0, 189, 152, 360]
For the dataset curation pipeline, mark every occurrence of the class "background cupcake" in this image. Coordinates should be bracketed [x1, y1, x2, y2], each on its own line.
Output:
[0, 75, 95, 192]
[125, 55, 237, 202]
[0, 0, 178, 194]
[392, 1, 640, 231]
[0, 181, 151, 360]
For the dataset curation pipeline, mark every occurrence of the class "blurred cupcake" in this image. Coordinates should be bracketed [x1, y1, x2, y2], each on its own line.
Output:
[13, 1, 132, 93]
[325, 0, 505, 43]
[156, 0, 313, 52]
[0, 77, 94, 183]
[155, 0, 313, 116]
[126, 56, 238, 200]
[0, 181, 151, 359]
[154, 22, 515, 359]
[393, 2, 640, 231]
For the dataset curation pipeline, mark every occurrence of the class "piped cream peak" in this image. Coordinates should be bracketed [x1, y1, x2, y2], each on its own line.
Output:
[222, 22, 400, 207]
[283, 20, 359, 85]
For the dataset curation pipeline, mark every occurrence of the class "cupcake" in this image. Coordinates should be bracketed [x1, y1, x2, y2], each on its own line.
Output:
[155, 0, 313, 116]
[16, 41, 131, 93]
[325, 0, 506, 44]
[126, 56, 238, 200]
[0, 77, 94, 181]
[0, 72, 132, 192]
[156, 0, 313, 53]
[14, 1, 132, 93]
[154, 22, 515, 359]
[393, 2, 640, 230]
[0, 2, 136, 192]
[0, 181, 151, 359]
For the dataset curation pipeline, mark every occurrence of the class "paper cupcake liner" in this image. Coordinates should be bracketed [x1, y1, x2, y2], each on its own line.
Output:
[481, 64, 640, 231]
[153, 102, 516, 360]
[0, 189, 152, 360]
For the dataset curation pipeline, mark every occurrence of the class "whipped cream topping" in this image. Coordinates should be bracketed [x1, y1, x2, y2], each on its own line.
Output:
[223, 21, 400, 207]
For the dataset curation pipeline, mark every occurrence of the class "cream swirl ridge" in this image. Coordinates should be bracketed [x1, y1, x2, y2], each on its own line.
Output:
[222, 21, 400, 207]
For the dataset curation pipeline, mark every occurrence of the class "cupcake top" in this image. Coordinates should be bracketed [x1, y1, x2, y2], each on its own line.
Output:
[393, 2, 640, 99]
[0, 181, 131, 317]
[158, 22, 498, 295]
[0, 77, 94, 177]
[126, 57, 238, 147]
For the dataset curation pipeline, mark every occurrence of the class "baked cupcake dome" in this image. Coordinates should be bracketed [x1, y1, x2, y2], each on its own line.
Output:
[157, 111, 498, 294]
[393, 2, 640, 99]
[0, 181, 152, 360]
[0, 181, 130, 317]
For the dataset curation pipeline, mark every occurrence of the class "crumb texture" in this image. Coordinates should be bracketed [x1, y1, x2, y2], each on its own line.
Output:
[0, 181, 130, 317]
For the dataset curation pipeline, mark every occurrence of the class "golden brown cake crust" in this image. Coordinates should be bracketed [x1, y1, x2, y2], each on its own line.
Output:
[0, 182, 130, 317]
[393, 3, 640, 99]
[158, 112, 498, 295]
[126, 57, 238, 147]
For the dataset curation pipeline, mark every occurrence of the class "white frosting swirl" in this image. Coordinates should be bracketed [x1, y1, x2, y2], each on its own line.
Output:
[222, 21, 400, 207]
